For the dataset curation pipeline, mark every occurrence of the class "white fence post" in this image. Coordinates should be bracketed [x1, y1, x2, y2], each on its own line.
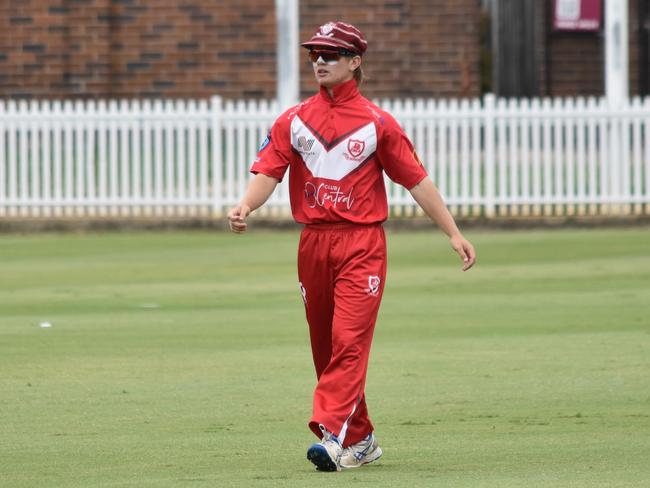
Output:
[608, 100, 621, 213]
[483, 93, 496, 218]
[210, 95, 224, 217]
[644, 97, 650, 212]
[0, 100, 5, 217]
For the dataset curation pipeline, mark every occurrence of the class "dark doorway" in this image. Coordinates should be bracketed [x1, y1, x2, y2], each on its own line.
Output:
[641, 0, 650, 96]
[491, 0, 540, 97]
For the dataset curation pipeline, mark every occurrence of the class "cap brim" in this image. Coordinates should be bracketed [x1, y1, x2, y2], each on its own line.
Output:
[300, 41, 362, 56]
[301, 40, 344, 50]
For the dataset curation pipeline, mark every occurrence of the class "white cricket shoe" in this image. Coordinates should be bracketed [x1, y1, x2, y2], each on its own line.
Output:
[306, 424, 343, 472]
[339, 433, 383, 469]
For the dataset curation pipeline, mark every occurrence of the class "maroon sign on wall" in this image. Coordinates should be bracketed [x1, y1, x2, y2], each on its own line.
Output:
[553, 0, 602, 31]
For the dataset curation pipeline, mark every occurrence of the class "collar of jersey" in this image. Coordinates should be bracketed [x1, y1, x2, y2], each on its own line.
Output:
[318, 79, 360, 105]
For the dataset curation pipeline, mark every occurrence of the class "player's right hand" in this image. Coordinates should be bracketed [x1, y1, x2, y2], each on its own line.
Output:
[450, 234, 476, 272]
[227, 204, 251, 233]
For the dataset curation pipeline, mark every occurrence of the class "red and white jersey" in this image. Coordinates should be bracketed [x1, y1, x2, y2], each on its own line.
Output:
[251, 79, 427, 225]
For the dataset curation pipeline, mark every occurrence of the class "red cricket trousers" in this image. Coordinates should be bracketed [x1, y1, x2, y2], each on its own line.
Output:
[297, 222, 387, 448]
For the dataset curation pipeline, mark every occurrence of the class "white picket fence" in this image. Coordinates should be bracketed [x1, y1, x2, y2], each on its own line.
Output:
[1, 94, 649, 219]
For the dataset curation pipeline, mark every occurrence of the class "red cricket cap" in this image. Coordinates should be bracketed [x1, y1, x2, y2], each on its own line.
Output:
[301, 21, 368, 55]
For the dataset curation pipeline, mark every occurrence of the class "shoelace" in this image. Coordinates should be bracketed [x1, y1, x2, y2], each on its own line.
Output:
[318, 424, 341, 445]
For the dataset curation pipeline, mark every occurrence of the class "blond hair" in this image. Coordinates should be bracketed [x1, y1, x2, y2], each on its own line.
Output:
[353, 65, 364, 86]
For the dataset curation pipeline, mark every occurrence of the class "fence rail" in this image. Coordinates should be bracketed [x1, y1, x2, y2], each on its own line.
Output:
[1, 95, 649, 219]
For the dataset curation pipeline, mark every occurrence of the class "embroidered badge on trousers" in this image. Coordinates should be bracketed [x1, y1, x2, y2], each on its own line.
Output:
[366, 275, 381, 296]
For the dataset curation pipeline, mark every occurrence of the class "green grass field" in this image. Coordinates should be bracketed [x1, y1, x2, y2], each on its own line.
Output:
[1, 226, 649, 487]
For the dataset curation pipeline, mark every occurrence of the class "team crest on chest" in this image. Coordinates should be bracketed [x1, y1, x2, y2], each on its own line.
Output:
[347, 139, 365, 158]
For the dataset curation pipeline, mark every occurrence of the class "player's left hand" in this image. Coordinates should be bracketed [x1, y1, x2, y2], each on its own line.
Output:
[450, 234, 476, 271]
[227, 204, 251, 233]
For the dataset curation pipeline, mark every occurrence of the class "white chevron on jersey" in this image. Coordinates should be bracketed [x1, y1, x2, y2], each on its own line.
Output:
[290, 116, 377, 181]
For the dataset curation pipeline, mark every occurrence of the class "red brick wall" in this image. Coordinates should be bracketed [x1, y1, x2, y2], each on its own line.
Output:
[0, 0, 277, 99]
[546, 32, 604, 96]
[0, 0, 481, 100]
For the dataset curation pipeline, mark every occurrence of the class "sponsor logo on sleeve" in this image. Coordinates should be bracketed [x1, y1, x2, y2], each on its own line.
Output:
[258, 133, 271, 152]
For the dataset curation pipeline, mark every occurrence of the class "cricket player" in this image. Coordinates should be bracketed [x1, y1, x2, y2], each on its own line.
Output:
[228, 21, 476, 472]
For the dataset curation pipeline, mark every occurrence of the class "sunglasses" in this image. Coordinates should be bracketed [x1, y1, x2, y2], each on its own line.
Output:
[308, 49, 357, 63]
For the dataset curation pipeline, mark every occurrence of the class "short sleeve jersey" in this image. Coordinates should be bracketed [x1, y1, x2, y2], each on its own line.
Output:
[251, 79, 427, 225]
